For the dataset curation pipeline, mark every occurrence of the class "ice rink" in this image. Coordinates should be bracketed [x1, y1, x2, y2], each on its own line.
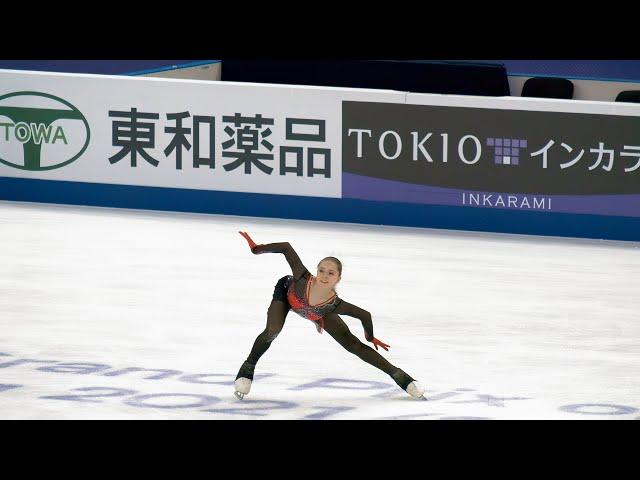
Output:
[0, 200, 638, 419]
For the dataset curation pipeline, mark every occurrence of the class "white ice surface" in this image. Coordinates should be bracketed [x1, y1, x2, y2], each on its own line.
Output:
[0, 201, 638, 419]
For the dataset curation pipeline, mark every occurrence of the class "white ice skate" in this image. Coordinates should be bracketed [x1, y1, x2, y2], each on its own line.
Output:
[234, 377, 252, 400]
[406, 381, 426, 400]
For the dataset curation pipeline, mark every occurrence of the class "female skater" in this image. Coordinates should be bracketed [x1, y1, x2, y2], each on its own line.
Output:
[234, 231, 426, 400]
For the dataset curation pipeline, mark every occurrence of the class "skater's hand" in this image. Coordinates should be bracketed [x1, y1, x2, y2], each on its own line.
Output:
[239, 231, 262, 254]
[369, 336, 390, 351]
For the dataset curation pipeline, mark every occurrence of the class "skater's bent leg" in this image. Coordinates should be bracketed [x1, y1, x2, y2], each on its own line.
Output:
[245, 300, 290, 366]
[323, 313, 398, 376]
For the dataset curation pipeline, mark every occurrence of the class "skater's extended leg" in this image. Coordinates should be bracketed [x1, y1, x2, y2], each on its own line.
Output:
[323, 313, 425, 399]
[245, 299, 290, 366]
[235, 299, 290, 399]
[323, 313, 398, 375]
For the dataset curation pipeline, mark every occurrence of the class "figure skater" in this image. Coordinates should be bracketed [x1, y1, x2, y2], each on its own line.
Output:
[234, 231, 425, 400]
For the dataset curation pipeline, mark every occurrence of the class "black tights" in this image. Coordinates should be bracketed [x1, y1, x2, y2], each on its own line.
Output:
[246, 300, 291, 365]
[245, 300, 403, 380]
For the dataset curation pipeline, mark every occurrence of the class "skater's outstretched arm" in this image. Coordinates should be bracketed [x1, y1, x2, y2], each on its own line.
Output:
[333, 300, 390, 351]
[239, 231, 309, 280]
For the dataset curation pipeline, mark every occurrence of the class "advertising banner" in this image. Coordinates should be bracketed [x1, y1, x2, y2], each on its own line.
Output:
[0, 69, 404, 199]
[343, 98, 640, 217]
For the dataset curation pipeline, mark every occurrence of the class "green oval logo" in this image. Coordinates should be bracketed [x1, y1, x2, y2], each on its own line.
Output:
[0, 91, 90, 171]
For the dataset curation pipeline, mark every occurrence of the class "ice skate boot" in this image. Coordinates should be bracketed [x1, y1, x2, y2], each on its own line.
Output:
[391, 369, 426, 400]
[234, 360, 256, 400]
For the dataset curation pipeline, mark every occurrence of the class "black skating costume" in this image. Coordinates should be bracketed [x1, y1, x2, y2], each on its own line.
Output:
[236, 236, 419, 396]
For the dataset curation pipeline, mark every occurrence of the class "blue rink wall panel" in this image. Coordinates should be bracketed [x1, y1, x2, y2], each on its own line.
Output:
[0, 176, 638, 242]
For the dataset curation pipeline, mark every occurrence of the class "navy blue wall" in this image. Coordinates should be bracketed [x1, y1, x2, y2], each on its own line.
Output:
[1, 177, 637, 241]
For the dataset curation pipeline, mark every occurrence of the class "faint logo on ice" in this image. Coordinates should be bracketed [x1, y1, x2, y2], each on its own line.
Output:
[1, 351, 638, 419]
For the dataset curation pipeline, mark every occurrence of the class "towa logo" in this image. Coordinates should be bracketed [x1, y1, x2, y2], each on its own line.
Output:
[0, 91, 90, 171]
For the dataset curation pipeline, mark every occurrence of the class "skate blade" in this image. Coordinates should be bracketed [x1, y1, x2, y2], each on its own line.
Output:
[234, 391, 245, 400]
[406, 381, 426, 400]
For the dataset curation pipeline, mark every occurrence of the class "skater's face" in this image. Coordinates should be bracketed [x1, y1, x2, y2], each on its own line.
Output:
[316, 260, 341, 289]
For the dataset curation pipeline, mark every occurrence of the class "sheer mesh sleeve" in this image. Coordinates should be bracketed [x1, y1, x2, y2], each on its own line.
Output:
[252, 242, 309, 280]
[333, 300, 374, 340]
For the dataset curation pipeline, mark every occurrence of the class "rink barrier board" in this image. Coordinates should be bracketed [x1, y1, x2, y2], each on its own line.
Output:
[1, 69, 640, 242]
[0, 176, 638, 242]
